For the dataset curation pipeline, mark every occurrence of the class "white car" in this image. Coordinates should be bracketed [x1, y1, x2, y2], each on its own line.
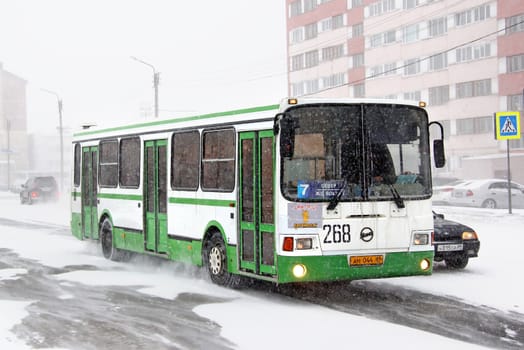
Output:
[449, 179, 524, 209]
[432, 179, 465, 205]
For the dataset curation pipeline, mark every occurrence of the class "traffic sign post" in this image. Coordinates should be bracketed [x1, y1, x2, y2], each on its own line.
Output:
[494, 111, 521, 214]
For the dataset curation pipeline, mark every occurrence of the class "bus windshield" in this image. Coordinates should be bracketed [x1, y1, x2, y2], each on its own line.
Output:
[280, 103, 431, 202]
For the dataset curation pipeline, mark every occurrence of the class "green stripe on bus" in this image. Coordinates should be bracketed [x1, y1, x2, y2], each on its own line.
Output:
[169, 197, 236, 207]
[97, 193, 143, 200]
[74, 104, 279, 137]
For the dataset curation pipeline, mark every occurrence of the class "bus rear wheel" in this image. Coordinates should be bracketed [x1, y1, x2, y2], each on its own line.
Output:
[100, 218, 129, 262]
[203, 231, 242, 288]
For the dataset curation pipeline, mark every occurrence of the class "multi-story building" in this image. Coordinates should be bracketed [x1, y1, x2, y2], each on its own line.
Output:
[286, 0, 524, 183]
[0, 63, 29, 190]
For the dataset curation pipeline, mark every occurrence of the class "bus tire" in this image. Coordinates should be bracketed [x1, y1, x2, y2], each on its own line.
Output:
[203, 231, 242, 288]
[100, 218, 129, 262]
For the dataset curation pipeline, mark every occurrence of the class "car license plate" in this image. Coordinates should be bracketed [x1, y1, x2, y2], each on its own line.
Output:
[437, 244, 463, 252]
[454, 192, 463, 198]
[349, 255, 384, 267]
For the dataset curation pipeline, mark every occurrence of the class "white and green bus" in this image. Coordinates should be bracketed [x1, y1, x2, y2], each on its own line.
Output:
[71, 98, 445, 286]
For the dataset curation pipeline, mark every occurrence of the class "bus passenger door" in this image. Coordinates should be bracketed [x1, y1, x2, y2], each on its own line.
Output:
[239, 130, 276, 276]
[144, 140, 168, 254]
[81, 146, 98, 239]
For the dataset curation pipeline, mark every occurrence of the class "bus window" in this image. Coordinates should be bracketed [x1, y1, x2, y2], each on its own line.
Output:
[99, 140, 118, 188]
[73, 143, 81, 187]
[202, 129, 235, 191]
[119, 137, 140, 188]
[172, 130, 200, 190]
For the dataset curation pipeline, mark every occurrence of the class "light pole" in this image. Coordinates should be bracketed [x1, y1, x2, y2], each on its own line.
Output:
[131, 56, 160, 118]
[42, 89, 64, 191]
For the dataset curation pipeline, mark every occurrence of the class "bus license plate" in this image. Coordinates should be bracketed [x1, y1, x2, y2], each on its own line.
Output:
[437, 244, 463, 252]
[349, 255, 384, 267]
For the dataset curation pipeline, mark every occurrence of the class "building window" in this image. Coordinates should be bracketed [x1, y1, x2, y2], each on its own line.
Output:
[384, 62, 397, 75]
[291, 54, 304, 71]
[305, 50, 319, 68]
[99, 140, 119, 188]
[507, 54, 524, 73]
[428, 17, 447, 37]
[507, 94, 523, 111]
[172, 131, 200, 190]
[352, 0, 363, 7]
[352, 53, 365, 68]
[369, 0, 396, 17]
[428, 85, 449, 105]
[322, 44, 344, 61]
[290, 1, 302, 17]
[455, 4, 491, 27]
[119, 137, 140, 188]
[370, 33, 382, 48]
[352, 23, 364, 38]
[321, 18, 333, 32]
[456, 79, 491, 99]
[305, 22, 318, 40]
[402, 23, 420, 43]
[304, 0, 317, 13]
[354, 83, 365, 98]
[73, 143, 81, 187]
[403, 90, 421, 101]
[290, 28, 304, 44]
[305, 79, 320, 94]
[429, 52, 448, 71]
[201, 129, 235, 191]
[456, 42, 492, 63]
[332, 14, 344, 29]
[322, 73, 346, 88]
[370, 65, 383, 77]
[506, 13, 524, 34]
[403, 58, 420, 75]
[456, 116, 493, 135]
[292, 82, 304, 96]
[403, 0, 419, 10]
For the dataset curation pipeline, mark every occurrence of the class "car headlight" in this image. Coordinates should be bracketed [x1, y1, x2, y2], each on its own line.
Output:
[462, 231, 478, 240]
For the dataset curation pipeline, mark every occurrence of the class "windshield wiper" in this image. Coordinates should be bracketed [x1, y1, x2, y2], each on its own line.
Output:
[327, 180, 347, 211]
[389, 185, 405, 209]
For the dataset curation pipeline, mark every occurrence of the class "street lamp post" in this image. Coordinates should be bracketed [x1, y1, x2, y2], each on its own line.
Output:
[42, 89, 64, 191]
[131, 56, 159, 118]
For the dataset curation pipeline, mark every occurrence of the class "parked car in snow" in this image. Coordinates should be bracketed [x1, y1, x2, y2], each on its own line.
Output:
[433, 211, 480, 269]
[19, 176, 59, 204]
[432, 179, 465, 205]
[448, 179, 524, 209]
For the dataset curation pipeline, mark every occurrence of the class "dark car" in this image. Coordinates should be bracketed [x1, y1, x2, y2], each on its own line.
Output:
[20, 176, 59, 204]
[433, 211, 480, 269]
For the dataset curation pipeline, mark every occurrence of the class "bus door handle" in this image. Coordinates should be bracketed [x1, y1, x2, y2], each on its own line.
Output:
[138, 202, 141, 208]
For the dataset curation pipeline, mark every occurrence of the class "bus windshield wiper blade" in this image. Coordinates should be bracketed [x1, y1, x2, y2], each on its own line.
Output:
[327, 180, 347, 211]
[389, 185, 405, 209]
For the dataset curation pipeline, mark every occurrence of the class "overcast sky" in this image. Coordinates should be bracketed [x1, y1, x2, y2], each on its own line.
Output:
[0, 0, 288, 133]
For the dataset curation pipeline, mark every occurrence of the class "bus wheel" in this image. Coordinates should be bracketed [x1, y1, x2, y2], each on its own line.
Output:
[203, 231, 242, 288]
[100, 218, 129, 262]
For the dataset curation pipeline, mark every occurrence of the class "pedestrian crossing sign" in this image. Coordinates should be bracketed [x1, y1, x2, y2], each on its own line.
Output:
[495, 111, 520, 140]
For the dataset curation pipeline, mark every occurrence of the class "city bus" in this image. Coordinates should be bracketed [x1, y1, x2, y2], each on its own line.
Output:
[70, 98, 446, 287]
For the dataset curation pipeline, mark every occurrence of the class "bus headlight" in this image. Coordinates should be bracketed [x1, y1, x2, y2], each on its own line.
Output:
[292, 264, 307, 278]
[420, 258, 431, 271]
[296, 238, 312, 250]
[413, 233, 429, 245]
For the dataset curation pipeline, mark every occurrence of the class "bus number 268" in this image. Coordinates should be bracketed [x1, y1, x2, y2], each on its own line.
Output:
[323, 224, 351, 244]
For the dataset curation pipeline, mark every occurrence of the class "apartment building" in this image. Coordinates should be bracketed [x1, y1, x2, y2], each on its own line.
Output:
[286, 0, 524, 182]
[0, 63, 29, 190]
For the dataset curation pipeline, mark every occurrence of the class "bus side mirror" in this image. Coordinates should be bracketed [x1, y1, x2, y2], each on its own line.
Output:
[433, 139, 445, 168]
[279, 117, 295, 158]
[429, 121, 446, 168]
